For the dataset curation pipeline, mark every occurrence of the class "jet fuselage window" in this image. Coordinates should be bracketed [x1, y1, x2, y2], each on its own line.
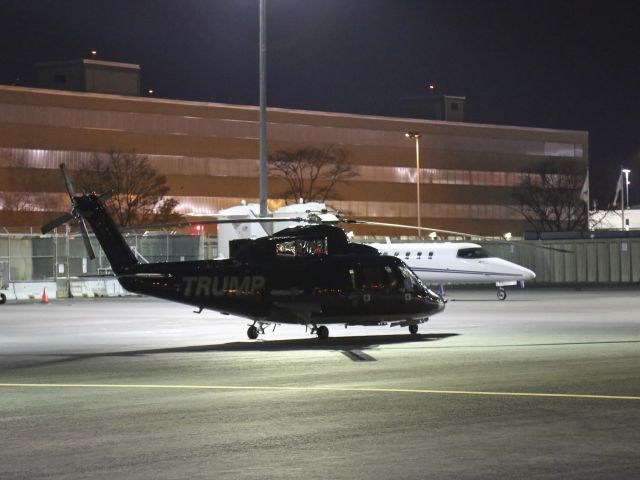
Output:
[456, 247, 492, 259]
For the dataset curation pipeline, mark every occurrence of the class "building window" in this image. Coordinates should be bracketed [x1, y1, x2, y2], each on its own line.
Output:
[54, 74, 67, 84]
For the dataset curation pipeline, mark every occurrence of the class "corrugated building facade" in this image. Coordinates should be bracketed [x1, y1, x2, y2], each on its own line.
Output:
[0, 85, 588, 236]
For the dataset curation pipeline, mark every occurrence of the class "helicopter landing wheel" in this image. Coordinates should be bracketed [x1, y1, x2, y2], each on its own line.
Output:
[497, 288, 507, 301]
[316, 325, 329, 340]
[0, 293, 6, 305]
[408, 324, 419, 335]
[247, 325, 259, 340]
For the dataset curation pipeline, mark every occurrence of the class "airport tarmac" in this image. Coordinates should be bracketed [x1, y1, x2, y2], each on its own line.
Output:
[1, 287, 639, 479]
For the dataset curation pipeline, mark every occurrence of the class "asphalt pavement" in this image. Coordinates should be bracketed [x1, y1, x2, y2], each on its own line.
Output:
[1, 287, 639, 479]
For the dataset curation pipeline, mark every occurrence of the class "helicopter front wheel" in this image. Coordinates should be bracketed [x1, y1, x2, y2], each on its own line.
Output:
[247, 325, 259, 340]
[316, 325, 329, 340]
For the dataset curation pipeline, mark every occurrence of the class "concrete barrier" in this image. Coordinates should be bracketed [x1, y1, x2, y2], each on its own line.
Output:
[1, 277, 134, 302]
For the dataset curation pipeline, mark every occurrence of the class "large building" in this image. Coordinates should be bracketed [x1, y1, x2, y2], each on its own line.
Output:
[0, 84, 588, 237]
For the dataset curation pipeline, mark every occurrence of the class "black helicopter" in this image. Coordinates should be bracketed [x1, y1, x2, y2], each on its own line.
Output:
[42, 164, 445, 340]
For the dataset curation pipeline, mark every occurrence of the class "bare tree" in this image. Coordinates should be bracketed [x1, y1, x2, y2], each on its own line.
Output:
[74, 149, 181, 227]
[269, 145, 358, 204]
[512, 160, 588, 231]
[0, 191, 38, 212]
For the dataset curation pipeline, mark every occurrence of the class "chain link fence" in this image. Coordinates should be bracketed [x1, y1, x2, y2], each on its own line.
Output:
[1, 230, 214, 282]
[1, 231, 638, 300]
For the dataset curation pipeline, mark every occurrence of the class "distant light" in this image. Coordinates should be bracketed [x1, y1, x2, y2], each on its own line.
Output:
[428, 84, 435, 91]
[428, 232, 437, 240]
[147, 89, 155, 95]
[504, 232, 512, 241]
[405, 132, 421, 139]
[195, 224, 203, 232]
[90, 50, 97, 57]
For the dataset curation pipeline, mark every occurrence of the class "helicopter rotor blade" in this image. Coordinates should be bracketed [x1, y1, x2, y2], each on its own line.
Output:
[98, 190, 113, 203]
[59, 163, 78, 200]
[41, 212, 75, 235]
[338, 218, 574, 253]
[123, 216, 307, 231]
[78, 217, 96, 259]
[339, 219, 483, 239]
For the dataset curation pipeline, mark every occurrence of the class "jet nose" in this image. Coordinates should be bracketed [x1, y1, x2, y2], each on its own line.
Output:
[522, 266, 536, 281]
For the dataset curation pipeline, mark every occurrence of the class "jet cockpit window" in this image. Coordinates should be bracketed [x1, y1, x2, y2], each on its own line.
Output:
[456, 247, 492, 259]
[276, 238, 328, 257]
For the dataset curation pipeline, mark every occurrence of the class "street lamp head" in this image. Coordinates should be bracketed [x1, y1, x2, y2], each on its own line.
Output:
[622, 169, 631, 174]
[405, 132, 421, 139]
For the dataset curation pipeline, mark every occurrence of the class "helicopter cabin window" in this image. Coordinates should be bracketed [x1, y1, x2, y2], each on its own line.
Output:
[456, 247, 491, 259]
[275, 240, 296, 256]
[348, 268, 357, 290]
[275, 238, 328, 257]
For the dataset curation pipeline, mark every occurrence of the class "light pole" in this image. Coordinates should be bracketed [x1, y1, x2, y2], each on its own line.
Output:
[622, 169, 631, 209]
[405, 132, 422, 237]
[259, 0, 268, 218]
[622, 168, 631, 230]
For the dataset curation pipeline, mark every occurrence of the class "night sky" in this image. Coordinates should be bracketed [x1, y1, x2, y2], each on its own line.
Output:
[2, 0, 639, 206]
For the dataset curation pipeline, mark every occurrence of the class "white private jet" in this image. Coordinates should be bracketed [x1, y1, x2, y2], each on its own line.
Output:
[210, 203, 536, 301]
[369, 241, 536, 300]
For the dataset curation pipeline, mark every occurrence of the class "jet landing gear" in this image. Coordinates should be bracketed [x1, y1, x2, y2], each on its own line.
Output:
[408, 324, 419, 335]
[497, 287, 507, 301]
[309, 324, 330, 340]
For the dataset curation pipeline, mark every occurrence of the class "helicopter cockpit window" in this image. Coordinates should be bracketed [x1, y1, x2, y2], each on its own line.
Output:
[361, 265, 385, 290]
[276, 238, 328, 257]
[359, 265, 402, 292]
[456, 247, 492, 259]
[397, 264, 424, 293]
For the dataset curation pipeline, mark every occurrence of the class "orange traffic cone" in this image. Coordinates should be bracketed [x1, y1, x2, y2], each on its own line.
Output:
[41, 287, 49, 304]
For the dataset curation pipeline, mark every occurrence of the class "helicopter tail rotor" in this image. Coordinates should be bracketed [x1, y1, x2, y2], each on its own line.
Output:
[41, 163, 96, 259]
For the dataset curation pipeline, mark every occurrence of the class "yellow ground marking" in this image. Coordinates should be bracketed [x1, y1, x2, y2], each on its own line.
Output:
[1, 383, 639, 401]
